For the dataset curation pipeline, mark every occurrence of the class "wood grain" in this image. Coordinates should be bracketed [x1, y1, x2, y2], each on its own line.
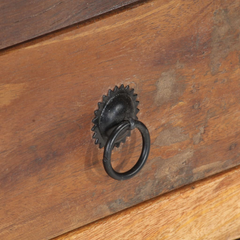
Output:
[0, 0, 141, 50]
[56, 166, 240, 240]
[1, 0, 240, 239]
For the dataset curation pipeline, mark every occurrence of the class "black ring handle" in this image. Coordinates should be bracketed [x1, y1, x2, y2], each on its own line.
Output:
[103, 119, 150, 180]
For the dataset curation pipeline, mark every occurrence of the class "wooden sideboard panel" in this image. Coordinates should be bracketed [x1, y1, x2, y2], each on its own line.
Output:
[0, 0, 141, 50]
[56, 166, 240, 240]
[1, 0, 240, 239]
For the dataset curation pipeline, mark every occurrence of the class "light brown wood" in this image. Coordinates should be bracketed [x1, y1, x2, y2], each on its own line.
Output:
[56, 166, 240, 240]
[1, 0, 240, 239]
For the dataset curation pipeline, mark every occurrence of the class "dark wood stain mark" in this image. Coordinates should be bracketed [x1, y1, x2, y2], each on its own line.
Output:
[229, 143, 237, 151]
[211, 8, 240, 75]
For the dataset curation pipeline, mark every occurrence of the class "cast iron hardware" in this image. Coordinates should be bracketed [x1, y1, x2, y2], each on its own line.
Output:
[92, 85, 150, 180]
[103, 119, 150, 180]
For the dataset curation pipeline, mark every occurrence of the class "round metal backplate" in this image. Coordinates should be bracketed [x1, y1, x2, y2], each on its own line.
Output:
[92, 85, 139, 148]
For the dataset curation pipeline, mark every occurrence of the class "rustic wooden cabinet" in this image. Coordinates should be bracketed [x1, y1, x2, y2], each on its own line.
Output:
[1, 0, 240, 239]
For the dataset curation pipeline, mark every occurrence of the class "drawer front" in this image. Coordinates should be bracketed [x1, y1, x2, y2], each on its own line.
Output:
[56, 167, 240, 240]
[1, 0, 240, 239]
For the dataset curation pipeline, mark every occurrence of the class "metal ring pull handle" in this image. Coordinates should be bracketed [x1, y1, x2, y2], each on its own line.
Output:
[103, 119, 150, 180]
[92, 85, 151, 180]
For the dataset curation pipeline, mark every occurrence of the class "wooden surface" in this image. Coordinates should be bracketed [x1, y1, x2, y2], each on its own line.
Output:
[0, 0, 141, 50]
[56, 166, 240, 240]
[1, 0, 240, 239]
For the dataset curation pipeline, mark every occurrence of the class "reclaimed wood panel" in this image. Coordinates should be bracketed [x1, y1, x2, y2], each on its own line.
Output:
[1, 0, 240, 239]
[0, 0, 141, 50]
[56, 166, 240, 240]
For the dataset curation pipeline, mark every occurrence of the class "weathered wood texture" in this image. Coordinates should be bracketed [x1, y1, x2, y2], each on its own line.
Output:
[56, 166, 240, 240]
[1, 0, 240, 239]
[0, 0, 141, 50]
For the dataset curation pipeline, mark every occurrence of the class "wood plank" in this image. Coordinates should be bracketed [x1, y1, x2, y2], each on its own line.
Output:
[1, 0, 240, 239]
[0, 0, 141, 50]
[56, 166, 240, 240]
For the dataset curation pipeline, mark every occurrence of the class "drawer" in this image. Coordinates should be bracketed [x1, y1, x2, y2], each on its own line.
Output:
[1, 0, 240, 239]
[57, 167, 240, 240]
